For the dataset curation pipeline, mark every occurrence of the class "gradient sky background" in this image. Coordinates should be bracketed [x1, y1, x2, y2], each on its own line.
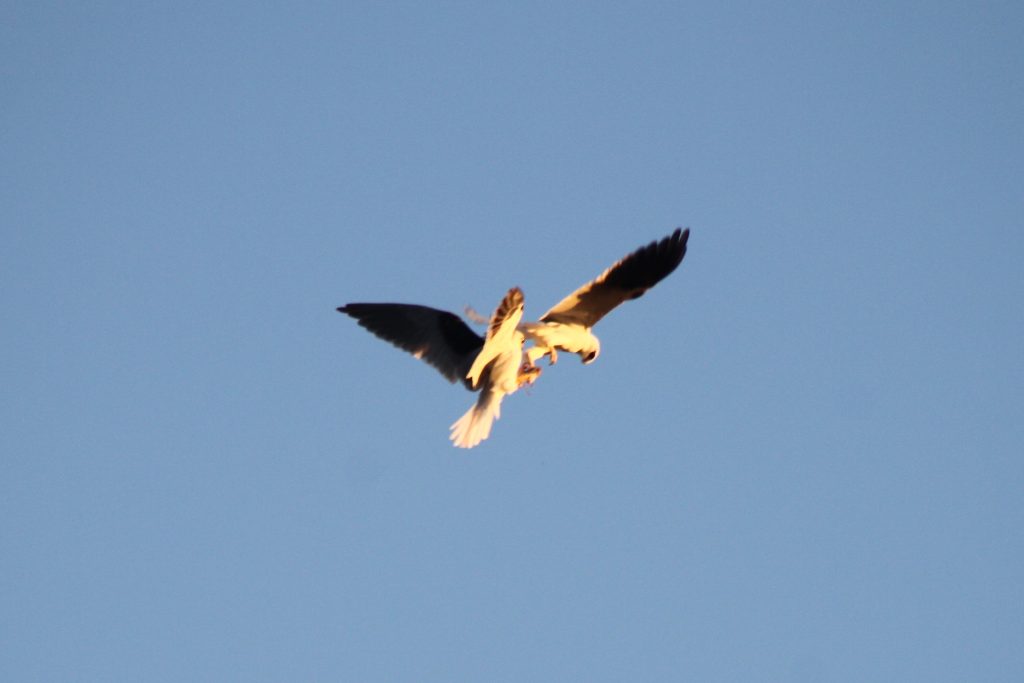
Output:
[3, 2, 1023, 681]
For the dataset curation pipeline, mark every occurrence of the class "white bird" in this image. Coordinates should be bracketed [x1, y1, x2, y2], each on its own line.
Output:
[519, 228, 690, 367]
[337, 287, 539, 449]
[450, 287, 536, 449]
[338, 229, 691, 447]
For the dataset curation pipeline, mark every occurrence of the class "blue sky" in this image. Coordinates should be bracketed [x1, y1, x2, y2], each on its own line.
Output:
[2, 2, 1022, 680]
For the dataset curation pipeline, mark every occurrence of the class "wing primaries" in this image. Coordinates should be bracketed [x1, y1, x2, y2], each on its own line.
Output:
[487, 287, 525, 341]
[337, 303, 483, 387]
[467, 287, 525, 389]
[541, 228, 690, 328]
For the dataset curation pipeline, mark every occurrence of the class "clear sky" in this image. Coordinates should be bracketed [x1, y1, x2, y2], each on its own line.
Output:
[3, 2, 1022, 681]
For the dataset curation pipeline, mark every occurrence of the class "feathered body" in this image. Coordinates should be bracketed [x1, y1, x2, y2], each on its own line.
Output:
[450, 287, 537, 449]
[449, 328, 528, 449]
[520, 228, 689, 366]
[337, 227, 691, 448]
[337, 288, 537, 449]
[519, 322, 599, 366]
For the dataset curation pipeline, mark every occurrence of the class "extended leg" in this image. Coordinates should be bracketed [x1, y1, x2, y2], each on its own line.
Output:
[526, 345, 549, 366]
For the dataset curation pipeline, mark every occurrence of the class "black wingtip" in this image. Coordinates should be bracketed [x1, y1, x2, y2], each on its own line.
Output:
[676, 227, 690, 259]
[661, 227, 689, 266]
[668, 227, 689, 248]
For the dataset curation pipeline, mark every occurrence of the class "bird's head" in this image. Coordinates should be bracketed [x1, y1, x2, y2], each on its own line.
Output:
[580, 339, 600, 365]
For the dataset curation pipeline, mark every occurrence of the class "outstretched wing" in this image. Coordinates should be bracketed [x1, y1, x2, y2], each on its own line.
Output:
[467, 287, 525, 389]
[540, 228, 690, 328]
[338, 303, 483, 387]
[486, 286, 525, 342]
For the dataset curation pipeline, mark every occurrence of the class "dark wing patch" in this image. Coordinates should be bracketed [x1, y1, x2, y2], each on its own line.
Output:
[338, 303, 483, 387]
[541, 228, 689, 328]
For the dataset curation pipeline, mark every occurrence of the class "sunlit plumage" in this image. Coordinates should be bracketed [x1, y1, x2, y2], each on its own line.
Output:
[337, 228, 690, 448]
[520, 228, 690, 366]
[338, 287, 538, 449]
[450, 287, 538, 448]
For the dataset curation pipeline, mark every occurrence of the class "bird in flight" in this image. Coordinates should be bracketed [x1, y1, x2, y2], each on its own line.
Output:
[519, 227, 689, 367]
[452, 287, 538, 448]
[337, 228, 690, 448]
[338, 287, 540, 449]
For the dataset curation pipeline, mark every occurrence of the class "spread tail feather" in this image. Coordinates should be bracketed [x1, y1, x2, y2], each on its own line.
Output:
[449, 390, 503, 449]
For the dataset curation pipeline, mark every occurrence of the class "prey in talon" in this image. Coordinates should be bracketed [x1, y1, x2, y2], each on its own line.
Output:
[517, 362, 542, 387]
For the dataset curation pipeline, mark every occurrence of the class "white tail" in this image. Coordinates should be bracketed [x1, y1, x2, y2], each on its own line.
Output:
[449, 390, 503, 449]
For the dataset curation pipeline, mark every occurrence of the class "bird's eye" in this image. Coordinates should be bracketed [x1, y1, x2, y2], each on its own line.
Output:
[583, 351, 598, 364]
